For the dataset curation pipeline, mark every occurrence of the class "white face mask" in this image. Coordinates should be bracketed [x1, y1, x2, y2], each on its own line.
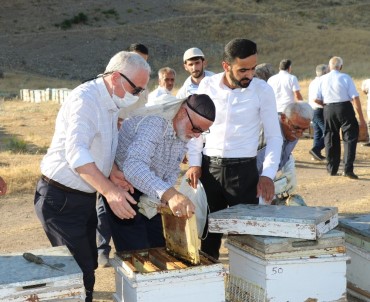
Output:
[112, 79, 140, 108]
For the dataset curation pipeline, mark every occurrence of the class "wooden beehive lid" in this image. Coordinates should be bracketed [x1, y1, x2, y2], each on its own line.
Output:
[338, 214, 370, 252]
[160, 207, 200, 265]
[227, 229, 346, 260]
[209, 204, 338, 240]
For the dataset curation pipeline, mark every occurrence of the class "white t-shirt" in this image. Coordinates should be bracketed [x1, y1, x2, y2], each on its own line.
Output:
[267, 70, 301, 112]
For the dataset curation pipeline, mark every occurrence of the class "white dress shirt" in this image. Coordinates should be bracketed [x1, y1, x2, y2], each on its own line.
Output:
[147, 86, 172, 105]
[361, 79, 370, 116]
[176, 70, 215, 99]
[187, 72, 283, 180]
[316, 70, 359, 104]
[41, 77, 119, 193]
[308, 76, 323, 109]
[267, 70, 301, 112]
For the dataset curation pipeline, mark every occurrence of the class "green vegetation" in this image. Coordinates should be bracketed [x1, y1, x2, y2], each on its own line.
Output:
[55, 12, 88, 30]
[7, 137, 28, 153]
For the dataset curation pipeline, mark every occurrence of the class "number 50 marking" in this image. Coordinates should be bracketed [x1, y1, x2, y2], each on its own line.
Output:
[272, 267, 283, 274]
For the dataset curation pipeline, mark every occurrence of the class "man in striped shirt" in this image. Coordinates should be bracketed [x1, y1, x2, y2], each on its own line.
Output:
[105, 94, 216, 252]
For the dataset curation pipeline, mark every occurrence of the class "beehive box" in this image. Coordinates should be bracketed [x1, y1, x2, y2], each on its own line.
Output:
[226, 230, 349, 302]
[338, 214, 370, 301]
[111, 248, 225, 302]
[209, 204, 338, 240]
[0, 245, 85, 301]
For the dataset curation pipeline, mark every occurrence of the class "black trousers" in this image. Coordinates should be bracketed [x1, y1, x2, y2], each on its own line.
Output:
[200, 155, 259, 259]
[324, 101, 359, 174]
[34, 178, 97, 302]
[103, 191, 165, 252]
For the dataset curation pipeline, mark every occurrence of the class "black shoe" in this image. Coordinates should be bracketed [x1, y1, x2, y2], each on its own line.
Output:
[342, 172, 359, 179]
[329, 172, 340, 176]
[362, 142, 370, 147]
[309, 149, 325, 161]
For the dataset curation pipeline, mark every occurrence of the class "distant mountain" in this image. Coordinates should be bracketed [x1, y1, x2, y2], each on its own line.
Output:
[1, 0, 369, 82]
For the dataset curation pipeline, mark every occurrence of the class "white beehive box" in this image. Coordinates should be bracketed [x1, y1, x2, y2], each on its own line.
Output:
[0, 245, 85, 301]
[338, 214, 370, 301]
[226, 230, 349, 302]
[209, 204, 338, 240]
[111, 248, 225, 302]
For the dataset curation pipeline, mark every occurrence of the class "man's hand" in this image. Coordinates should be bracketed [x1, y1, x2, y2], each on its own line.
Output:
[110, 163, 134, 193]
[162, 187, 195, 218]
[256, 176, 275, 204]
[104, 186, 137, 219]
[185, 166, 202, 189]
[76, 162, 136, 219]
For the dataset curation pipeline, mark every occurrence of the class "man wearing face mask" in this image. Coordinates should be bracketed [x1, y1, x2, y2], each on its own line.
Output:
[186, 38, 283, 260]
[34, 51, 150, 302]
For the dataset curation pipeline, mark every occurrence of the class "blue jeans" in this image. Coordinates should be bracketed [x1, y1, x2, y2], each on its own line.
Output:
[312, 108, 325, 153]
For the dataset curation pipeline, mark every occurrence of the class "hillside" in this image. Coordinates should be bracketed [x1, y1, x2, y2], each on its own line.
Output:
[1, 0, 370, 89]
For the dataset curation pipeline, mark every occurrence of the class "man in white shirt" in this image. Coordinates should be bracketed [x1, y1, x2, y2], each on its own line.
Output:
[308, 64, 328, 161]
[176, 47, 214, 98]
[361, 78, 370, 147]
[267, 59, 303, 112]
[147, 67, 176, 106]
[34, 51, 151, 302]
[316, 56, 366, 179]
[186, 38, 283, 259]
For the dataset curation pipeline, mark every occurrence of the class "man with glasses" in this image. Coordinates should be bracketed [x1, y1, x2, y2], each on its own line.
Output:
[105, 94, 215, 252]
[186, 38, 283, 260]
[34, 51, 150, 302]
[147, 67, 176, 106]
[257, 102, 313, 205]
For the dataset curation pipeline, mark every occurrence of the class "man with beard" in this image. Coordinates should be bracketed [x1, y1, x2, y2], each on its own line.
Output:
[176, 47, 214, 98]
[186, 38, 283, 260]
[104, 94, 216, 252]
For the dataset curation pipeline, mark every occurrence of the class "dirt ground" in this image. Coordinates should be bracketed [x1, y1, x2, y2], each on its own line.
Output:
[0, 138, 369, 301]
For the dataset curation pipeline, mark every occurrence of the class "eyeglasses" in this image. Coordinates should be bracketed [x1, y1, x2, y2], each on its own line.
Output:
[185, 109, 210, 134]
[118, 72, 145, 96]
[287, 118, 308, 132]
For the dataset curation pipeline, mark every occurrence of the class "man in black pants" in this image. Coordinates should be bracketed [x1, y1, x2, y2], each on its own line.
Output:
[315, 56, 366, 179]
[186, 38, 283, 260]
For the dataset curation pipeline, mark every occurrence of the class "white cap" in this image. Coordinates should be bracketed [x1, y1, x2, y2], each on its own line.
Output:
[183, 47, 204, 62]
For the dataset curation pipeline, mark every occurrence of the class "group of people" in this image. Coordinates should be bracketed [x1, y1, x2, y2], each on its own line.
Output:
[32, 38, 369, 301]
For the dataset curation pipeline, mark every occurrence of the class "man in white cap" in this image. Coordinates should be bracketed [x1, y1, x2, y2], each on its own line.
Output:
[176, 47, 214, 98]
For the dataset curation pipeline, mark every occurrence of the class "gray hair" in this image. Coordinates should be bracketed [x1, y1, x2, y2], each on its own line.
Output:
[255, 63, 276, 81]
[104, 51, 151, 78]
[284, 102, 313, 121]
[158, 67, 176, 79]
[329, 56, 343, 70]
[315, 64, 328, 76]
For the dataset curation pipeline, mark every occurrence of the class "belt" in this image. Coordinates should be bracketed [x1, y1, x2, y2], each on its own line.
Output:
[41, 175, 96, 197]
[325, 101, 351, 106]
[203, 155, 255, 165]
